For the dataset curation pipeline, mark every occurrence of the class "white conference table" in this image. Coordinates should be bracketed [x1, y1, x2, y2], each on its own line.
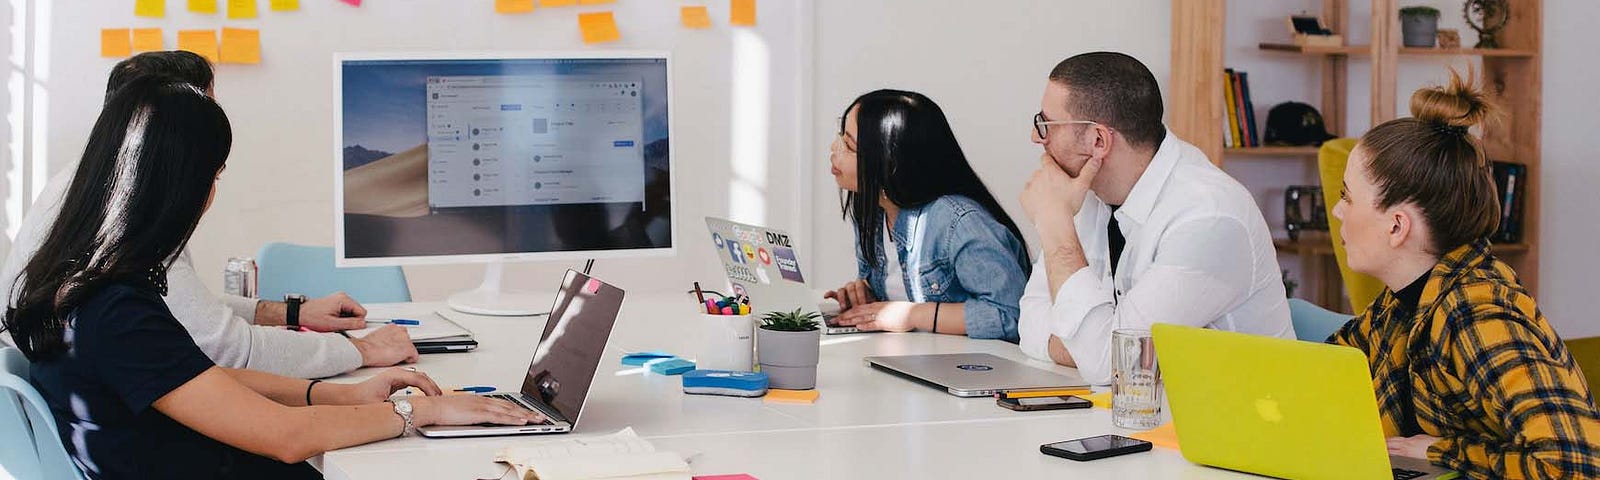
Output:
[314, 294, 1248, 480]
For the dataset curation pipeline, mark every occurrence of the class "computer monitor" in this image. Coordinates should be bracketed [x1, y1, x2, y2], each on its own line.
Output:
[333, 52, 675, 315]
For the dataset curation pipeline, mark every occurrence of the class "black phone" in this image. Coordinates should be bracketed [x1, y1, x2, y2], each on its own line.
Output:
[997, 395, 1094, 411]
[1040, 435, 1153, 461]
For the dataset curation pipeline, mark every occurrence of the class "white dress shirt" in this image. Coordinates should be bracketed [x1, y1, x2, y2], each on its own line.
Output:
[0, 167, 362, 378]
[1018, 132, 1295, 384]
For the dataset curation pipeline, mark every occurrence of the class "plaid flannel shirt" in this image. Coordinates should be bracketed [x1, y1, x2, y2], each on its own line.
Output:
[1330, 240, 1600, 479]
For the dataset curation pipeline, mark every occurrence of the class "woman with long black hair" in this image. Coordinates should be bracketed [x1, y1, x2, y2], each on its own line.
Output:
[2, 76, 541, 479]
[824, 89, 1031, 342]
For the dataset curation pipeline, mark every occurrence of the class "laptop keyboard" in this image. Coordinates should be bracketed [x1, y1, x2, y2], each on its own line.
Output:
[1393, 468, 1427, 480]
[483, 393, 555, 426]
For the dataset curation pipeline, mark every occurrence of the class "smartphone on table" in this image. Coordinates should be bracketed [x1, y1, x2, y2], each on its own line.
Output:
[996, 395, 1094, 411]
[1040, 435, 1153, 461]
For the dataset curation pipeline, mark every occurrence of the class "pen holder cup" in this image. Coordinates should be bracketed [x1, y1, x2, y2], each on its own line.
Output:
[691, 313, 755, 371]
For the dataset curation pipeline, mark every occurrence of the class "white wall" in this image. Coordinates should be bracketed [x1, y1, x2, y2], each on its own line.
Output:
[25, 0, 808, 298]
[1539, 0, 1600, 338]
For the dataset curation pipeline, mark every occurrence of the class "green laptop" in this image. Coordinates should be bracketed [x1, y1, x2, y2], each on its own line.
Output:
[1153, 324, 1458, 480]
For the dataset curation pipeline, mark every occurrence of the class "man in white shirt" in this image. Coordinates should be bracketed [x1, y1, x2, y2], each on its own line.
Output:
[0, 51, 416, 378]
[1018, 52, 1294, 384]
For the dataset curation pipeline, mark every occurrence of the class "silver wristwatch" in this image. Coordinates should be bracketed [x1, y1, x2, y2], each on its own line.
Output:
[390, 398, 414, 437]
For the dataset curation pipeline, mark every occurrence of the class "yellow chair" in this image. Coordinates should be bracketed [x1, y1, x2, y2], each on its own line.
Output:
[1567, 337, 1600, 401]
[1317, 139, 1385, 313]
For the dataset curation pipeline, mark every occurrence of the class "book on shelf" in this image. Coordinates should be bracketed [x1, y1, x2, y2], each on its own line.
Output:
[1239, 70, 1260, 148]
[1222, 68, 1262, 148]
[1223, 68, 1239, 148]
[1491, 161, 1527, 244]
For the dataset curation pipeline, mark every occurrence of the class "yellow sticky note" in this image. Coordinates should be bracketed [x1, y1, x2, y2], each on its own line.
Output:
[189, 0, 217, 14]
[135, 0, 165, 17]
[578, 0, 614, 4]
[132, 28, 164, 53]
[1083, 391, 1112, 409]
[495, 0, 534, 13]
[228, 0, 258, 19]
[539, 0, 577, 6]
[681, 6, 712, 29]
[763, 389, 820, 405]
[177, 30, 219, 63]
[219, 28, 261, 64]
[1128, 422, 1182, 450]
[101, 29, 132, 58]
[730, 0, 756, 26]
[577, 12, 620, 44]
[269, 0, 298, 11]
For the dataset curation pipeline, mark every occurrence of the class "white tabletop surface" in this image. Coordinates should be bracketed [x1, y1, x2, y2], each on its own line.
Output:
[316, 294, 1248, 479]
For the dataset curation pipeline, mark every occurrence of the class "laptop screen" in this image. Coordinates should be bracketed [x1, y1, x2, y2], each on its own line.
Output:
[519, 270, 625, 423]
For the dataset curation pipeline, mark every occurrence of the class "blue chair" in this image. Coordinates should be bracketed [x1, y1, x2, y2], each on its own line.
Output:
[255, 243, 411, 304]
[1289, 298, 1354, 344]
[1, 347, 85, 479]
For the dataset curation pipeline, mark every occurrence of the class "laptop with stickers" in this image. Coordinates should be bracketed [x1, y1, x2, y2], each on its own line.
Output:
[703, 217, 867, 335]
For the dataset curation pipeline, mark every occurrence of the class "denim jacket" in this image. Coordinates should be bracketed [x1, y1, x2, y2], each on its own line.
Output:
[856, 195, 1031, 343]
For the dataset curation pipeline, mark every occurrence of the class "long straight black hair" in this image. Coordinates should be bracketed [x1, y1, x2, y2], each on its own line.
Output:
[3, 76, 232, 360]
[840, 89, 1028, 267]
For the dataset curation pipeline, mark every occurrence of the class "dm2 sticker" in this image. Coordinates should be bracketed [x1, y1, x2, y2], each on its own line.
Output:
[773, 247, 805, 283]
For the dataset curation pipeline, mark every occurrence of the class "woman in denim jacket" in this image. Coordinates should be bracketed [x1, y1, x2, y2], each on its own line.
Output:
[823, 90, 1031, 343]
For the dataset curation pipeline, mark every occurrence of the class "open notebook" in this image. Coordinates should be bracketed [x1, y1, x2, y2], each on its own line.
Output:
[345, 311, 473, 342]
[493, 428, 691, 480]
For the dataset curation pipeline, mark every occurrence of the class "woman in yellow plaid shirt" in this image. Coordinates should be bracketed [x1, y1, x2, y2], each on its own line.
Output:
[1328, 69, 1600, 479]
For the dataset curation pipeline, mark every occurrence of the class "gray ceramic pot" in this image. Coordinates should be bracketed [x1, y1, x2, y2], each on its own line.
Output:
[1401, 11, 1440, 48]
[756, 327, 821, 390]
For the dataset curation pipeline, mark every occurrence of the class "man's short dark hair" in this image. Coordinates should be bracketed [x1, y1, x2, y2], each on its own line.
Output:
[1048, 52, 1165, 151]
[106, 51, 214, 97]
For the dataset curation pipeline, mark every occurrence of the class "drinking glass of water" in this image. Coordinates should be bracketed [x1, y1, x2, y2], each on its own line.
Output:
[1112, 328, 1163, 430]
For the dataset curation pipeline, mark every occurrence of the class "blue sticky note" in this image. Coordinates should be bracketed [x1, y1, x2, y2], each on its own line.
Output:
[649, 358, 696, 376]
[622, 351, 677, 366]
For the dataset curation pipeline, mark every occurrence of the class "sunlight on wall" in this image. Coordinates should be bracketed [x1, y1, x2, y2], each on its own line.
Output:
[4, 0, 48, 241]
[728, 29, 770, 225]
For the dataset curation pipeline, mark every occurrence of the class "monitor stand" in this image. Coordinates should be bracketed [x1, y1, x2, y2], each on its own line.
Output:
[447, 263, 546, 317]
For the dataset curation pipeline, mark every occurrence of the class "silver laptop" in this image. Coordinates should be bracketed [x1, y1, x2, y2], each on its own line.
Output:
[704, 216, 870, 335]
[865, 353, 1089, 397]
[418, 270, 624, 438]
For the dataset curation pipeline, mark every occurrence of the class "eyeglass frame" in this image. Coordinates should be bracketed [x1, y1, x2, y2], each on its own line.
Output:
[1033, 112, 1102, 139]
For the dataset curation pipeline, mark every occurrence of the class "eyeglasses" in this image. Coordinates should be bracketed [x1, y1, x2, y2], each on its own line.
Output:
[1034, 112, 1100, 139]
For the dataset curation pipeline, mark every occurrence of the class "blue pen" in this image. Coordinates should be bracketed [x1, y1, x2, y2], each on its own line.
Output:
[367, 319, 421, 326]
[453, 386, 495, 393]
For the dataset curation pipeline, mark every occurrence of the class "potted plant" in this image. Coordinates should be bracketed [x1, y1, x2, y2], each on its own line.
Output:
[1400, 6, 1441, 48]
[756, 309, 822, 390]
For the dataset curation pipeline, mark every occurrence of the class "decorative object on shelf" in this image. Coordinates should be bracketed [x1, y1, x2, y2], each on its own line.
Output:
[1400, 6, 1441, 48]
[1437, 29, 1462, 49]
[1287, 13, 1343, 47]
[1284, 186, 1330, 241]
[1264, 103, 1335, 147]
[1465, 0, 1510, 49]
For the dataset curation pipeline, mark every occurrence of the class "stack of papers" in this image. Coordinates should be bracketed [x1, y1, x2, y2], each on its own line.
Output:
[494, 428, 691, 480]
[346, 311, 474, 343]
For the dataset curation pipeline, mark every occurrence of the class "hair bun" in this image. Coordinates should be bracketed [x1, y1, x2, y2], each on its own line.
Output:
[1409, 67, 1496, 129]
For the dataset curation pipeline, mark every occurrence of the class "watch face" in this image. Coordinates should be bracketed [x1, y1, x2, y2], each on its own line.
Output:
[394, 399, 412, 414]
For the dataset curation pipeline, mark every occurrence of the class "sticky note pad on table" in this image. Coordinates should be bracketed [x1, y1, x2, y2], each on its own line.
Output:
[178, 30, 219, 63]
[681, 6, 712, 29]
[219, 28, 261, 64]
[730, 0, 756, 26]
[1082, 391, 1112, 409]
[764, 389, 819, 405]
[579, 0, 614, 4]
[136, 0, 166, 17]
[695, 475, 759, 480]
[1128, 421, 1181, 450]
[496, 0, 534, 13]
[101, 29, 132, 58]
[269, 0, 298, 11]
[621, 352, 676, 366]
[228, 0, 258, 19]
[338, 0, 360, 6]
[578, 11, 621, 44]
[132, 28, 163, 53]
[190, 0, 218, 14]
[649, 358, 696, 376]
[539, 0, 577, 6]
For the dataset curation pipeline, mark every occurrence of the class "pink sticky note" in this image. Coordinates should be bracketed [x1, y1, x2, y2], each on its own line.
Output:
[584, 279, 601, 294]
[338, 0, 360, 5]
[695, 476, 759, 480]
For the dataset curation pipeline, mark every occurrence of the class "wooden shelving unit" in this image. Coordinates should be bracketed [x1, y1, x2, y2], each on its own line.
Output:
[1171, 0, 1542, 312]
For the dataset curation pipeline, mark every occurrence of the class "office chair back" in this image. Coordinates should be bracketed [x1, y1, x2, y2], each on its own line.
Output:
[1288, 298, 1354, 344]
[1, 347, 85, 480]
[1318, 139, 1386, 313]
[255, 243, 411, 304]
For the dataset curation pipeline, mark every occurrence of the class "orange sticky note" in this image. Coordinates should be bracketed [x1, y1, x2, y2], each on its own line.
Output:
[495, 0, 534, 13]
[219, 28, 261, 64]
[1128, 421, 1182, 450]
[135, 0, 165, 17]
[578, 0, 614, 4]
[269, 0, 298, 11]
[763, 389, 819, 405]
[101, 29, 132, 58]
[1083, 391, 1112, 409]
[177, 30, 219, 63]
[132, 28, 164, 53]
[228, 0, 257, 19]
[730, 0, 756, 26]
[577, 12, 620, 44]
[539, 0, 577, 6]
[189, 0, 217, 14]
[681, 6, 712, 29]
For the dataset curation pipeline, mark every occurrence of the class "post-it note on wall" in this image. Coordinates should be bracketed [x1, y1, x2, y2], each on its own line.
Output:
[132, 28, 164, 53]
[496, 0, 534, 14]
[578, 12, 620, 44]
[189, 0, 217, 14]
[101, 29, 132, 58]
[730, 0, 756, 26]
[681, 6, 712, 29]
[178, 30, 219, 63]
[219, 28, 261, 64]
[539, 0, 578, 7]
[228, 0, 258, 19]
[135, 0, 165, 18]
[269, 0, 298, 11]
